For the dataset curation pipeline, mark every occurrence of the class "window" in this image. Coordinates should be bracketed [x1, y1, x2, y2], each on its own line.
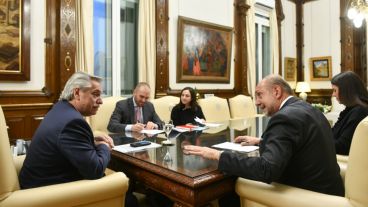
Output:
[255, 4, 272, 85]
[255, 1, 273, 132]
[93, 0, 139, 96]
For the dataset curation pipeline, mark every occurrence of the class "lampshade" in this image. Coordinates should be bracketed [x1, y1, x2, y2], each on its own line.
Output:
[295, 82, 311, 93]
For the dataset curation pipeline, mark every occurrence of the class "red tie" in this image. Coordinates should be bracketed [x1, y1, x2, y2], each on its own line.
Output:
[135, 107, 142, 123]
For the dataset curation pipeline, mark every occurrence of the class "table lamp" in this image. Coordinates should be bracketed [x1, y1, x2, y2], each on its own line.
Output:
[295, 82, 311, 101]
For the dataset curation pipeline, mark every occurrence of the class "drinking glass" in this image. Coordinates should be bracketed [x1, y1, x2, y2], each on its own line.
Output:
[162, 120, 174, 145]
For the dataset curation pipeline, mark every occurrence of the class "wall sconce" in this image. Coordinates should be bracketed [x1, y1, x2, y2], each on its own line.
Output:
[347, 0, 368, 28]
[295, 82, 311, 101]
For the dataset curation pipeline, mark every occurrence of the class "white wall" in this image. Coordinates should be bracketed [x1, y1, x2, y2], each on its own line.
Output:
[281, 0, 340, 89]
[0, 0, 45, 91]
[169, 0, 235, 90]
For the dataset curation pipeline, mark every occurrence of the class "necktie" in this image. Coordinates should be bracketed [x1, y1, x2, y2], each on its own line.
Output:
[135, 107, 142, 123]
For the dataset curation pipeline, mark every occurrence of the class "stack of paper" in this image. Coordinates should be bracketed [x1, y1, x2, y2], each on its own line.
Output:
[212, 142, 259, 153]
[113, 142, 161, 153]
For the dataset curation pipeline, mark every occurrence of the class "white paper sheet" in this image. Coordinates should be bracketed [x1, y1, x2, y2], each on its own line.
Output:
[212, 142, 259, 153]
[204, 123, 222, 127]
[140, 129, 164, 135]
[113, 142, 162, 153]
[173, 127, 190, 132]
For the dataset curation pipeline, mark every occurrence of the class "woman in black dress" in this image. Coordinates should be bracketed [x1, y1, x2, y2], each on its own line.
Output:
[170, 87, 205, 126]
[331, 71, 368, 155]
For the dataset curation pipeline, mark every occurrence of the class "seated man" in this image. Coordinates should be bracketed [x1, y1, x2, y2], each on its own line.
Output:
[184, 75, 344, 205]
[108, 82, 162, 132]
[19, 72, 137, 206]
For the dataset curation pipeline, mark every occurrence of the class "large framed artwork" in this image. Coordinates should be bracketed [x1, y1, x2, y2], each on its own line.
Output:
[309, 56, 332, 81]
[176, 16, 233, 83]
[0, 0, 30, 81]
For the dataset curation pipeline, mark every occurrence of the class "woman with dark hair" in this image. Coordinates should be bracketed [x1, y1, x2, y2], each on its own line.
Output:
[331, 71, 368, 155]
[170, 87, 205, 126]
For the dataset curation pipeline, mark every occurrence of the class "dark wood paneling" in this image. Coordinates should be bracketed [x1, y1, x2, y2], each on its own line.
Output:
[155, 0, 169, 97]
[3, 104, 52, 144]
[340, 0, 367, 85]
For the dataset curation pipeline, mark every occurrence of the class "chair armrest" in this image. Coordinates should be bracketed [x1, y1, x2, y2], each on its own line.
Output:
[1, 172, 129, 207]
[12, 155, 26, 175]
[236, 178, 351, 207]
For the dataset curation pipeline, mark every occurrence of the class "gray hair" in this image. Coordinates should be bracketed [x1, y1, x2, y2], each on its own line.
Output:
[59, 71, 102, 101]
[264, 74, 294, 95]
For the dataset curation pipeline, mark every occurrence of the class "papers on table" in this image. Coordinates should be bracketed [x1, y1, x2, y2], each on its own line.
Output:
[173, 127, 190, 133]
[140, 129, 164, 135]
[113, 142, 161, 153]
[212, 142, 259, 153]
[204, 123, 222, 128]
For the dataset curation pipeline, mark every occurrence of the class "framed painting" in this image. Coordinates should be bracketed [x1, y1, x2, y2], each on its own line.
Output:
[309, 56, 332, 81]
[0, 0, 30, 81]
[176, 16, 233, 83]
[284, 57, 296, 81]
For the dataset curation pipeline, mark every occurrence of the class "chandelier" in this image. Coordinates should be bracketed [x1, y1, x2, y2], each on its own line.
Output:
[347, 0, 368, 28]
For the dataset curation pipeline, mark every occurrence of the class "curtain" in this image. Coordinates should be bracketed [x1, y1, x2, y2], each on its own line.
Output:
[138, 0, 156, 98]
[246, 0, 256, 96]
[270, 7, 279, 75]
[75, 0, 94, 74]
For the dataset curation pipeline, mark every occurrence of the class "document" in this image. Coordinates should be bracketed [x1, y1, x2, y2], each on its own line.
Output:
[204, 123, 222, 128]
[113, 142, 162, 153]
[140, 129, 164, 135]
[212, 142, 259, 153]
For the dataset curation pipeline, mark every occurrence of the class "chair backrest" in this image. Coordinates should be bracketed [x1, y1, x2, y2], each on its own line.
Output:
[198, 96, 231, 122]
[89, 96, 125, 135]
[345, 116, 368, 206]
[0, 105, 20, 201]
[228, 95, 257, 119]
[150, 96, 180, 122]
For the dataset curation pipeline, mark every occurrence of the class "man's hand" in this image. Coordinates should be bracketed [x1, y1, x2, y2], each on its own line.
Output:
[94, 134, 114, 150]
[145, 121, 157, 130]
[130, 131, 145, 140]
[234, 135, 261, 146]
[132, 123, 146, 132]
[183, 145, 221, 160]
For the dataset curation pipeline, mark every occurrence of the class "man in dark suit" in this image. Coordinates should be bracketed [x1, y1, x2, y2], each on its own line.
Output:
[19, 72, 138, 206]
[184, 75, 344, 205]
[108, 82, 162, 133]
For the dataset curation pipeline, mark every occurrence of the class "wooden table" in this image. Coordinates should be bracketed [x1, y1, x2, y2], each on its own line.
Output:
[109, 117, 265, 207]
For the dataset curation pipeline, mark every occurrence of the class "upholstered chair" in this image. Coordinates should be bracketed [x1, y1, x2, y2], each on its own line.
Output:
[150, 95, 180, 122]
[235, 116, 368, 207]
[89, 96, 125, 135]
[228, 95, 257, 119]
[198, 96, 231, 122]
[0, 105, 129, 207]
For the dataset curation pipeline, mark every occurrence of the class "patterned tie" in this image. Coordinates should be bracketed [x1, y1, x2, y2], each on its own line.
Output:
[135, 106, 142, 123]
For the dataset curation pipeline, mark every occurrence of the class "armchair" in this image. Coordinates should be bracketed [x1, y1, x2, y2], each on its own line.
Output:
[88, 96, 125, 135]
[235, 116, 368, 207]
[150, 96, 179, 122]
[228, 95, 257, 119]
[198, 96, 231, 122]
[0, 105, 129, 207]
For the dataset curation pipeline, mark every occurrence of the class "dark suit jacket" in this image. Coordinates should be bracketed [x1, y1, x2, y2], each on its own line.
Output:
[333, 105, 368, 155]
[19, 101, 110, 189]
[107, 97, 162, 133]
[218, 97, 344, 196]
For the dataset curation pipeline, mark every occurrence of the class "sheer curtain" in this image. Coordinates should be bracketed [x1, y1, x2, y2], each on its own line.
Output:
[75, 0, 94, 74]
[246, 0, 256, 96]
[138, 0, 156, 98]
[270, 7, 279, 75]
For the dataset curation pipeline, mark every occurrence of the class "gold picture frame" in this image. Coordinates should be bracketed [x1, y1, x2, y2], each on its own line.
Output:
[284, 57, 296, 81]
[176, 16, 233, 83]
[309, 56, 332, 81]
[0, 0, 30, 81]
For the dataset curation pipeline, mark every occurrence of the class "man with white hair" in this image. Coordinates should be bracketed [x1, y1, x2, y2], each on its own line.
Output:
[20, 71, 114, 188]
